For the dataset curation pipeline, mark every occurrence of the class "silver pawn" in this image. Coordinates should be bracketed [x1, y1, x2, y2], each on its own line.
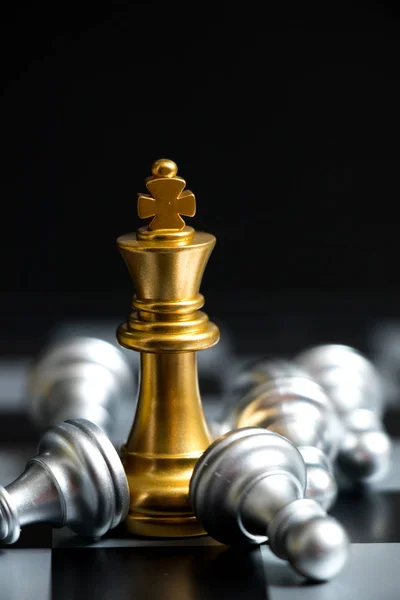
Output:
[190, 428, 349, 582]
[28, 336, 136, 443]
[218, 360, 341, 510]
[295, 344, 391, 484]
[0, 419, 129, 544]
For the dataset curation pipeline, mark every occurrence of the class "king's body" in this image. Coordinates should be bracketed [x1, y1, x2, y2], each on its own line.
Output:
[117, 159, 219, 537]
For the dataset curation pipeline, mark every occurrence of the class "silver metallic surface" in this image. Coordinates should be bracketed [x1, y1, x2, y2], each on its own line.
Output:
[218, 360, 341, 510]
[295, 344, 392, 484]
[268, 499, 350, 581]
[28, 337, 136, 440]
[295, 344, 383, 415]
[222, 359, 308, 412]
[190, 427, 306, 547]
[0, 419, 129, 544]
[190, 428, 349, 581]
[298, 446, 337, 510]
[337, 408, 392, 482]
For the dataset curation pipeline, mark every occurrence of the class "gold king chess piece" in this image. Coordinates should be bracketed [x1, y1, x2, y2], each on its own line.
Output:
[116, 159, 220, 537]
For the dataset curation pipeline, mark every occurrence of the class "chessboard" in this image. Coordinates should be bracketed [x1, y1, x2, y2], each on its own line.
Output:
[1, 318, 400, 600]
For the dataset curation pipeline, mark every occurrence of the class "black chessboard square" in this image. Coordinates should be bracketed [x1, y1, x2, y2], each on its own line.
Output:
[51, 545, 267, 600]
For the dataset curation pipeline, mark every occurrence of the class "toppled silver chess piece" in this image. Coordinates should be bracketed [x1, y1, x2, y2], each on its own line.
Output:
[295, 344, 392, 484]
[190, 428, 349, 582]
[218, 360, 341, 510]
[28, 337, 136, 443]
[0, 419, 129, 544]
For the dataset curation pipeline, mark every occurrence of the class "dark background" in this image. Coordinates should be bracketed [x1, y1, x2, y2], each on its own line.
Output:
[1, 1, 400, 350]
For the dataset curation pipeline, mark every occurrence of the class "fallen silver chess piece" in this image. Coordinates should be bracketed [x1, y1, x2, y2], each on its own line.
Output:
[217, 359, 341, 510]
[0, 419, 129, 544]
[295, 344, 392, 485]
[190, 427, 349, 582]
[27, 336, 137, 444]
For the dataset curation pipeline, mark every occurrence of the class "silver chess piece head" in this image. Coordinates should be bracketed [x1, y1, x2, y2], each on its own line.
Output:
[295, 344, 383, 415]
[28, 336, 136, 440]
[190, 428, 349, 581]
[0, 419, 129, 544]
[218, 359, 341, 510]
[295, 344, 392, 484]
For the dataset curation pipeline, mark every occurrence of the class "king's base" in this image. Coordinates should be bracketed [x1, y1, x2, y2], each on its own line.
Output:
[122, 450, 210, 538]
[124, 512, 207, 538]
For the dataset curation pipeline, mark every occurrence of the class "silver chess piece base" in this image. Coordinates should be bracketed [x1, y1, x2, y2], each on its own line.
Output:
[0, 419, 129, 544]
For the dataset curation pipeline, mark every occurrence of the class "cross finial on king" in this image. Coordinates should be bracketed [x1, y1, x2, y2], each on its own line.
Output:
[137, 159, 196, 231]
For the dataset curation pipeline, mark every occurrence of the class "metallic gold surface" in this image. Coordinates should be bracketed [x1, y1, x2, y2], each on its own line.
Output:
[137, 158, 196, 231]
[117, 159, 219, 537]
